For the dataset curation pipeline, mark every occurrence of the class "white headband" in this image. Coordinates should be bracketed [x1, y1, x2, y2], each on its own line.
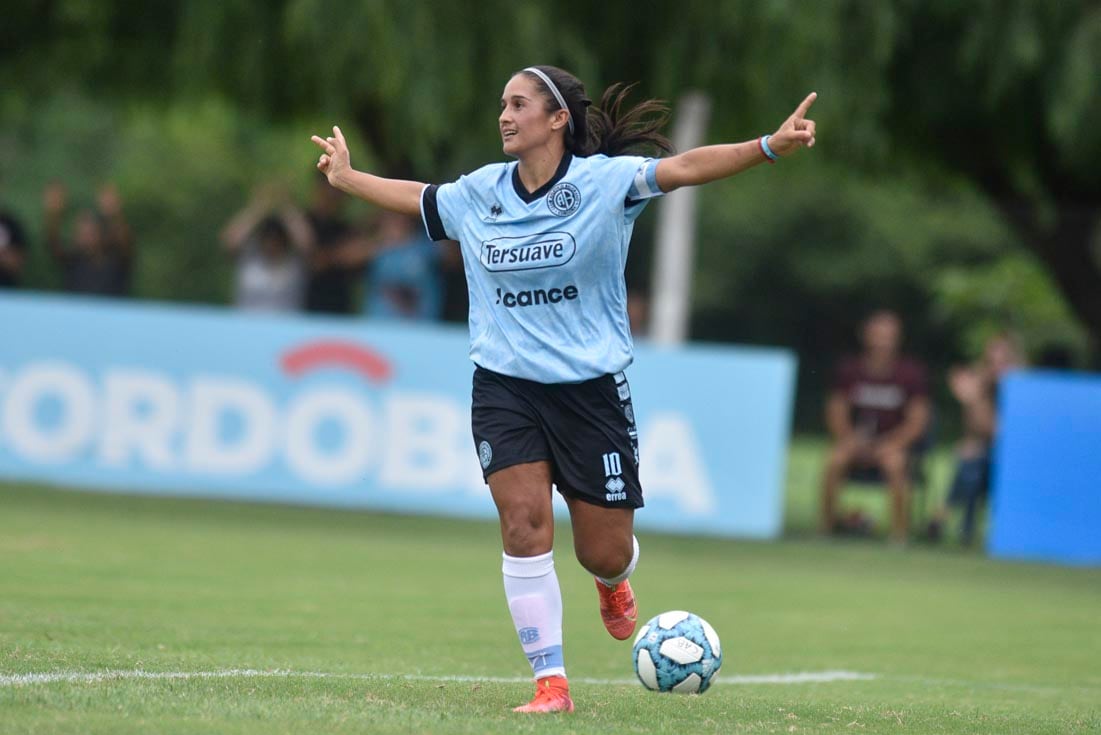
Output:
[523, 66, 574, 134]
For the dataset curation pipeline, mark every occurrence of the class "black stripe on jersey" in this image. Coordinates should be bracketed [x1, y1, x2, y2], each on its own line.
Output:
[422, 184, 448, 241]
[512, 152, 573, 203]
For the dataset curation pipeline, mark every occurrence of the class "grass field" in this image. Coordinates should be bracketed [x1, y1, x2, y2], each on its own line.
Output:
[2, 444, 1100, 734]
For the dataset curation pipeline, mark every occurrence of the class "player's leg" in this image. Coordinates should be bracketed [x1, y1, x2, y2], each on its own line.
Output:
[564, 498, 635, 579]
[472, 367, 572, 712]
[488, 462, 573, 713]
[490, 460, 555, 557]
[565, 497, 640, 640]
[539, 371, 643, 641]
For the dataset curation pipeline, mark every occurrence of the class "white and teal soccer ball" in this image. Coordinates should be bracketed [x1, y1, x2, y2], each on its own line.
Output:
[632, 610, 722, 694]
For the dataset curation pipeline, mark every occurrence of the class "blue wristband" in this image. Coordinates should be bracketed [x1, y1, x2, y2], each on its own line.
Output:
[760, 134, 779, 161]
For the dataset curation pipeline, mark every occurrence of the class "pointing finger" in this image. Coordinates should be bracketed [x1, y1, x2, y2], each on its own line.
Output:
[333, 125, 347, 147]
[794, 92, 817, 118]
[311, 135, 335, 155]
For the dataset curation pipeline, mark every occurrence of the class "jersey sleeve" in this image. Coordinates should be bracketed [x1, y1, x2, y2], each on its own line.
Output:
[624, 158, 664, 204]
[420, 178, 469, 242]
[592, 155, 665, 224]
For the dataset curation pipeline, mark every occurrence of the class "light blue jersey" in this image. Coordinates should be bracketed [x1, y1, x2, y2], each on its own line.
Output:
[420, 152, 664, 383]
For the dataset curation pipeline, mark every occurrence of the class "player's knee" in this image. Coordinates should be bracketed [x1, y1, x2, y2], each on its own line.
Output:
[499, 506, 551, 556]
[574, 540, 631, 579]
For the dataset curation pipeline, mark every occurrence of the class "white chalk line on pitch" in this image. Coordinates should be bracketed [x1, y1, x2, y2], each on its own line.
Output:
[0, 668, 874, 687]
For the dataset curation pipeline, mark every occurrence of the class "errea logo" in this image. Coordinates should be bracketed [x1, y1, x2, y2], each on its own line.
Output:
[480, 232, 576, 272]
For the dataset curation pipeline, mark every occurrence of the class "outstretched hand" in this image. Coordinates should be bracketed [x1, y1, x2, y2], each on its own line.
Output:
[769, 92, 817, 157]
[310, 126, 351, 186]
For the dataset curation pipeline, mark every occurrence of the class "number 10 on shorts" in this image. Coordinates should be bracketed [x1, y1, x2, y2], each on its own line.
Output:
[602, 452, 622, 477]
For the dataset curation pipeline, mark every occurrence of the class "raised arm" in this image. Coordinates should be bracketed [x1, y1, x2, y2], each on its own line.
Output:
[311, 126, 425, 216]
[655, 92, 817, 193]
[220, 195, 269, 253]
[275, 202, 317, 255]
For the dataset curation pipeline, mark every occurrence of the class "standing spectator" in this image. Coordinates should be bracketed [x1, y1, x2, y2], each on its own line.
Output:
[221, 186, 315, 312]
[305, 174, 356, 314]
[362, 211, 454, 321]
[928, 332, 1025, 545]
[0, 196, 28, 288]
[44, 183, 135, 297]
[820, 310, 931, 543]
[338, 210, 455, 321]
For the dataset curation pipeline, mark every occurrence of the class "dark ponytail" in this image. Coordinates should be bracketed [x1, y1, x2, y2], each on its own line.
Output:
[519, 66, 674, 158]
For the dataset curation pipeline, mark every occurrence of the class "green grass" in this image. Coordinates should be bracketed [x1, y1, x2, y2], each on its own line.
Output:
[2, 446, 1100, 734]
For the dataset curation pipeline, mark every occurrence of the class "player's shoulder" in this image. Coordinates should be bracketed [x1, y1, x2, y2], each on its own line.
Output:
[575, 153, 655, 193]
[577, 152, 648, 173]
[458, 162, 511, 189]
[442, 162, 510, 209]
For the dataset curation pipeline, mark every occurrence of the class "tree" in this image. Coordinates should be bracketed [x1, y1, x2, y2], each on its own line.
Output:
[2, 0, 1097, 357]
[887, 0, 1101, 356]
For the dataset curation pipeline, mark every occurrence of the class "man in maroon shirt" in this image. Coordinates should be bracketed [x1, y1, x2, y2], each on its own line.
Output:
[820, 310, 930, 543]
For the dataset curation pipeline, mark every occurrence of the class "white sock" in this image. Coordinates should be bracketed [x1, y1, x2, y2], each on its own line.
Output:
[502, 550, 565, 680]
[596, 535, 640, 587]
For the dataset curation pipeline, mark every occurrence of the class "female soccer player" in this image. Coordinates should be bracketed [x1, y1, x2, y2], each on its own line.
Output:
[312, 65, 816, 713]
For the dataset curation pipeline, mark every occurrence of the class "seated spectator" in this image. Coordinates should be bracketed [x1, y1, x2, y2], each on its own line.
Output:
[44, 183, 134, 297]
[340, 210, 457, 321]
[0, 197, 28, 288]
[221, 186, 315, 312]
[928, 332, 1025, 545]
[820, 310, 931, 543]
[305, 174, 357, 315]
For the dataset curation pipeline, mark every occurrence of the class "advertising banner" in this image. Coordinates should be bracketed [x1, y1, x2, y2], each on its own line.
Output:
[0, 294, 795, 537]
[988, 371, 1101, 566]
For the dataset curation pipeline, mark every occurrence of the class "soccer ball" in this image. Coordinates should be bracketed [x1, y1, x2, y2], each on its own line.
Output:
[632, 610, 722, 694]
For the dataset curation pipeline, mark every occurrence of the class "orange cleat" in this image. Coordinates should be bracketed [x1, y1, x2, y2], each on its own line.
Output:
[512, 675, 574, 713]
[596, 578, 638, 640]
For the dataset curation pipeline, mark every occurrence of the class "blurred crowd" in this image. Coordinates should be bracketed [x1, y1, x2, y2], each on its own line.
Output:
[0, 176, 475, 323]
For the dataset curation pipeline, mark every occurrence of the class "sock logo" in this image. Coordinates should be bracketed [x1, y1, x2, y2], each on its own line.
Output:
[518, 627, 540, 645]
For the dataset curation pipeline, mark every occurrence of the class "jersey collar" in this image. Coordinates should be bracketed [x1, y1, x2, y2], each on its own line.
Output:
[511, 152, 573, 204]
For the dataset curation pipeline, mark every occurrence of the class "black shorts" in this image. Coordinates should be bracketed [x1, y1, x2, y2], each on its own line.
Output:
[471, 365, 643, 509]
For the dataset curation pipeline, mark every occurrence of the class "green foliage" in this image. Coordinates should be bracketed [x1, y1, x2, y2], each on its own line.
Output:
[932, 255, 1086, 360]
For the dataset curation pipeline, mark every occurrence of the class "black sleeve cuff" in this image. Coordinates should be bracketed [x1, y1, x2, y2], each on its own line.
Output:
[421, 184, 449, 241]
